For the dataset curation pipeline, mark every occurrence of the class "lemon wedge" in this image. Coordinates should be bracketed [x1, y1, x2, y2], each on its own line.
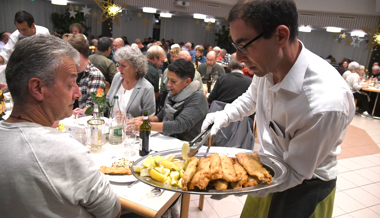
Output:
[170, 177, 178, 186]
[173, 160, 186, 171]
[165, 176, 172, 186]
[143, 155, 153, 168]
[170, 171, 179, 181]
[179, 169, 184, 178]
[133, 166, 143, 173]
[161, 160, 174, 169]
[150, 169, 166, 183]
[155, 166, 164, 174]
[140, 168, 150, 177]
[166, 154, 175, 162]
[162, 168, 171, 177]
[181, 142, 190, 161]
[153, 155, 164, 165]
[177, 178, 182, 187]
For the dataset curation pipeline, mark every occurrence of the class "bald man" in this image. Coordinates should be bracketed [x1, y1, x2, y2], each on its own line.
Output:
[197, 51, 225, 83]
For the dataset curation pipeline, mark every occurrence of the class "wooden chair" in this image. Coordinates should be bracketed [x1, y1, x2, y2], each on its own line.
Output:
[105, 81, 110, 94]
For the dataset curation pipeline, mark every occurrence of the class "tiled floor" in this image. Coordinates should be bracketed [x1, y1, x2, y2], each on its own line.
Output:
[187, 115, 380, 218]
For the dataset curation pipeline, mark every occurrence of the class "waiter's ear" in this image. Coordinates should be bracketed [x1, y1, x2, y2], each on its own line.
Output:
[276, 25, 289, 48]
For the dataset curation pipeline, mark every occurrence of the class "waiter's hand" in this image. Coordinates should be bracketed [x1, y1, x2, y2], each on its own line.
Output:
[202, 111, 229, 136]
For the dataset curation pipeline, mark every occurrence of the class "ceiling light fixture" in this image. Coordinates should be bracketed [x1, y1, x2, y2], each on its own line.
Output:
[51, 0, 67, 5]
[351, 29, 366, 37]
[193, 13, 206, 19]
[326, 26, 342, 33]
[204, 18, 215, 23]
[142, 7, 157, 13]
[160, 12, 172, 18]
[298, 25, 311, 32]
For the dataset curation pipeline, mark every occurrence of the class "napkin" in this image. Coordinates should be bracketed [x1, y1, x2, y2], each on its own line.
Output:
[149, 134, 184, 152]
[113, 182, 153, 202]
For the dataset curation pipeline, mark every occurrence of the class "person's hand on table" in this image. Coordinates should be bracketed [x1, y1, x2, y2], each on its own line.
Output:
[73, 108, 86, 117]
[362, 83, 369, 88]
[133, 116, 143, 130]
[0, 82, 7, 91]
[201, 111, 229, 136]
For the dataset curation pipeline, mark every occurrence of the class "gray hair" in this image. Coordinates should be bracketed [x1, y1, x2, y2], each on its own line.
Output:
[355, 65, 365, 72]
[6, 35, 79, 104]
[372, 65, 380, 71]
[114, 46, 148, 79]
[348, 61, 359, 71]
[229, 53, 244, 70]
[146, 45, 165, 60]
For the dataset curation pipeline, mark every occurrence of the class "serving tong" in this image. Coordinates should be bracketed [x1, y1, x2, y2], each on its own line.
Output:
[187, 124, 213, 158]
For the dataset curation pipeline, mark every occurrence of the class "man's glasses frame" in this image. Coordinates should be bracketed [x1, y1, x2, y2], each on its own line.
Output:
[231, 32, 264, 55]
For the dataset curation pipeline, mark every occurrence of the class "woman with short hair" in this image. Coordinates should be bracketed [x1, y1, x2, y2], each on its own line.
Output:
[106, 46, 155, 117]
[135, 59, 208, 141]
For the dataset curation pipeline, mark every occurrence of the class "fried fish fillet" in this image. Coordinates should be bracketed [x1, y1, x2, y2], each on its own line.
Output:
[182, 157, 199, 191]
[189, 157, 211, 190]
[211, 179, 228, 190]
[99, 166, 131, 175]
[244, 175, 260, 187]
[220, 155, 238, 182]
[230, 158, 248, 189]
[208, 153, 223, 180]
[235, 152, 272, 184]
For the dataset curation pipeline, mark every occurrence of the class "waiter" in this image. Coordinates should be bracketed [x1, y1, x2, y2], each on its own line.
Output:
[202, 0, 355, 217]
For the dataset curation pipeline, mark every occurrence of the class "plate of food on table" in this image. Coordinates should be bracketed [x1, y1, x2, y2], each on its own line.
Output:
[99, 158, 137, 183]
[131, 144, 290, 195]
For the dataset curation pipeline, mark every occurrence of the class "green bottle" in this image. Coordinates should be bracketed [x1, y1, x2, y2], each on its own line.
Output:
[109, 96, 123, 145]
[139, 111, 151, 156]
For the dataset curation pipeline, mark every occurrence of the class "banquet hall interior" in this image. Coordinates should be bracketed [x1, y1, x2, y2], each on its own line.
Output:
[1, 0, 380, 217]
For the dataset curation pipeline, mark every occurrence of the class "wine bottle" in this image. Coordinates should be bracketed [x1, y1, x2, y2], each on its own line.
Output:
[139, 111, 151, 156]
[109, 96, 123, 145]
[207, 74, 212, 93]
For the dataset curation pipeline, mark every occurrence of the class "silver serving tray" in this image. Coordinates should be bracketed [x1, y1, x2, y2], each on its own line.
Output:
[131, 147, 290, 195]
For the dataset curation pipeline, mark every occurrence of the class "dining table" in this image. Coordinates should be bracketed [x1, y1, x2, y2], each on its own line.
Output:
[361, 86, 380, 117]
[59, 115, 197, 218]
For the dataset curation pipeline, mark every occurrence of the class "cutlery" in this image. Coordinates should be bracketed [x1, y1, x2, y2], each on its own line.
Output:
[127, 180, 140, 188]
[151, 187, 164, 197]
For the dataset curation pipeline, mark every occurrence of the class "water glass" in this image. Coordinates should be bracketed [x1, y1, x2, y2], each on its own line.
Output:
[75, 114, 86, 145]
[123, 114, 136, 157]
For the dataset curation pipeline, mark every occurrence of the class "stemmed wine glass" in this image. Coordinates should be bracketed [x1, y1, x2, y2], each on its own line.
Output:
[123, 113, 136, 158]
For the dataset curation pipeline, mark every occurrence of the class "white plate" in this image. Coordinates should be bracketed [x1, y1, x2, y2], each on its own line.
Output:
[107, 174, 137, 183]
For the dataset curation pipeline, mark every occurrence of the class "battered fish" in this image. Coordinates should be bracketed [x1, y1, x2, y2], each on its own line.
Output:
[99, 166, 131, 175]
[182, 157, 199, 191]
[189, 157, 211, 190]
[230, 158, 248, 189]
[244, 175, 260, 187]
[220, 155, 238, 182]
[208, 153, 223, 180]
[211, 179, 228, 190]
[235, 152, 272, 184]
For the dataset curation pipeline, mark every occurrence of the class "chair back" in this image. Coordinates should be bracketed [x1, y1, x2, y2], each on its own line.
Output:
[209, 100, 255, 150]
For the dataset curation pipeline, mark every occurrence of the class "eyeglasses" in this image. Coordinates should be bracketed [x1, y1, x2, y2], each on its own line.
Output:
[231, 32, 264, 55]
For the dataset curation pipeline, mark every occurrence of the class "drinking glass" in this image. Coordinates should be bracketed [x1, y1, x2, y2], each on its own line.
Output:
[75, 113, 86, 145]
[123, 114, 136, 158]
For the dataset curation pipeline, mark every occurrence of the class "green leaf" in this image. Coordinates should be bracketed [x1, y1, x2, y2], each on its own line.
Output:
[90, 92, 97, 100]
[106, 102, 113, 108]
[85, 107, 93, 115]
[99, 96, 106, 105]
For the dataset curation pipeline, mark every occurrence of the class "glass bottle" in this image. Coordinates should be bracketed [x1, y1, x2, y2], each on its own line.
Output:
[109, 96, 123, 145]
[207, 74, 212, 93]
[139, 111, 151, 156]
[87, 103, 105, 148]
[0, 90, 4, 120]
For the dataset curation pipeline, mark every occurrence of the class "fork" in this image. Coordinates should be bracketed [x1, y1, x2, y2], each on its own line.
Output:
[151, 187, 164, 197]
[127, 180, 140, 188]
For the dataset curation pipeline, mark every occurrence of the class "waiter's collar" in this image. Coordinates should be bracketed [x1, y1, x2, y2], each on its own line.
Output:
[270, 40, 308, 94]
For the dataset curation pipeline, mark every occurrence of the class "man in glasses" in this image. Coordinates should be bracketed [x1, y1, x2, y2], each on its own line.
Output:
[202, 0, 355, 217]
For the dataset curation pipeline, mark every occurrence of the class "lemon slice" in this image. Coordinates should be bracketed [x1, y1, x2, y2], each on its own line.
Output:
[155, 166, 164, 174]
[173, 160, 186, 171]
[133, 166, 143, 173]
[170, 177, 178, 186]
[150, 169, 166, 183]
[179, 169, 184, 178]
[181, 142, 190, 161]
[140, 168, 150, 177]
[165, 176, 172, 186]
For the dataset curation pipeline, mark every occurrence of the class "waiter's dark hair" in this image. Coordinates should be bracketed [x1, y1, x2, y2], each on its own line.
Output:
[97, 37, 112, 52]
[14, 11, 34, 27]
[168, 59, 194, 81]
[228, 0, 298, 43]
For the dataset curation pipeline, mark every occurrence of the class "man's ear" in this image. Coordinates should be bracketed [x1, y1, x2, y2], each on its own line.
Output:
[28, 78, 45, 101]
[185, 78, 192, 85]
[276, 25, 290, 47]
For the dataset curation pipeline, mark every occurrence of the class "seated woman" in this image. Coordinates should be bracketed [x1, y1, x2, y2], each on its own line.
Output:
[106, 46, 155, 117]
[346, 65, 370, 116]
[135, 59, 209, 141]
